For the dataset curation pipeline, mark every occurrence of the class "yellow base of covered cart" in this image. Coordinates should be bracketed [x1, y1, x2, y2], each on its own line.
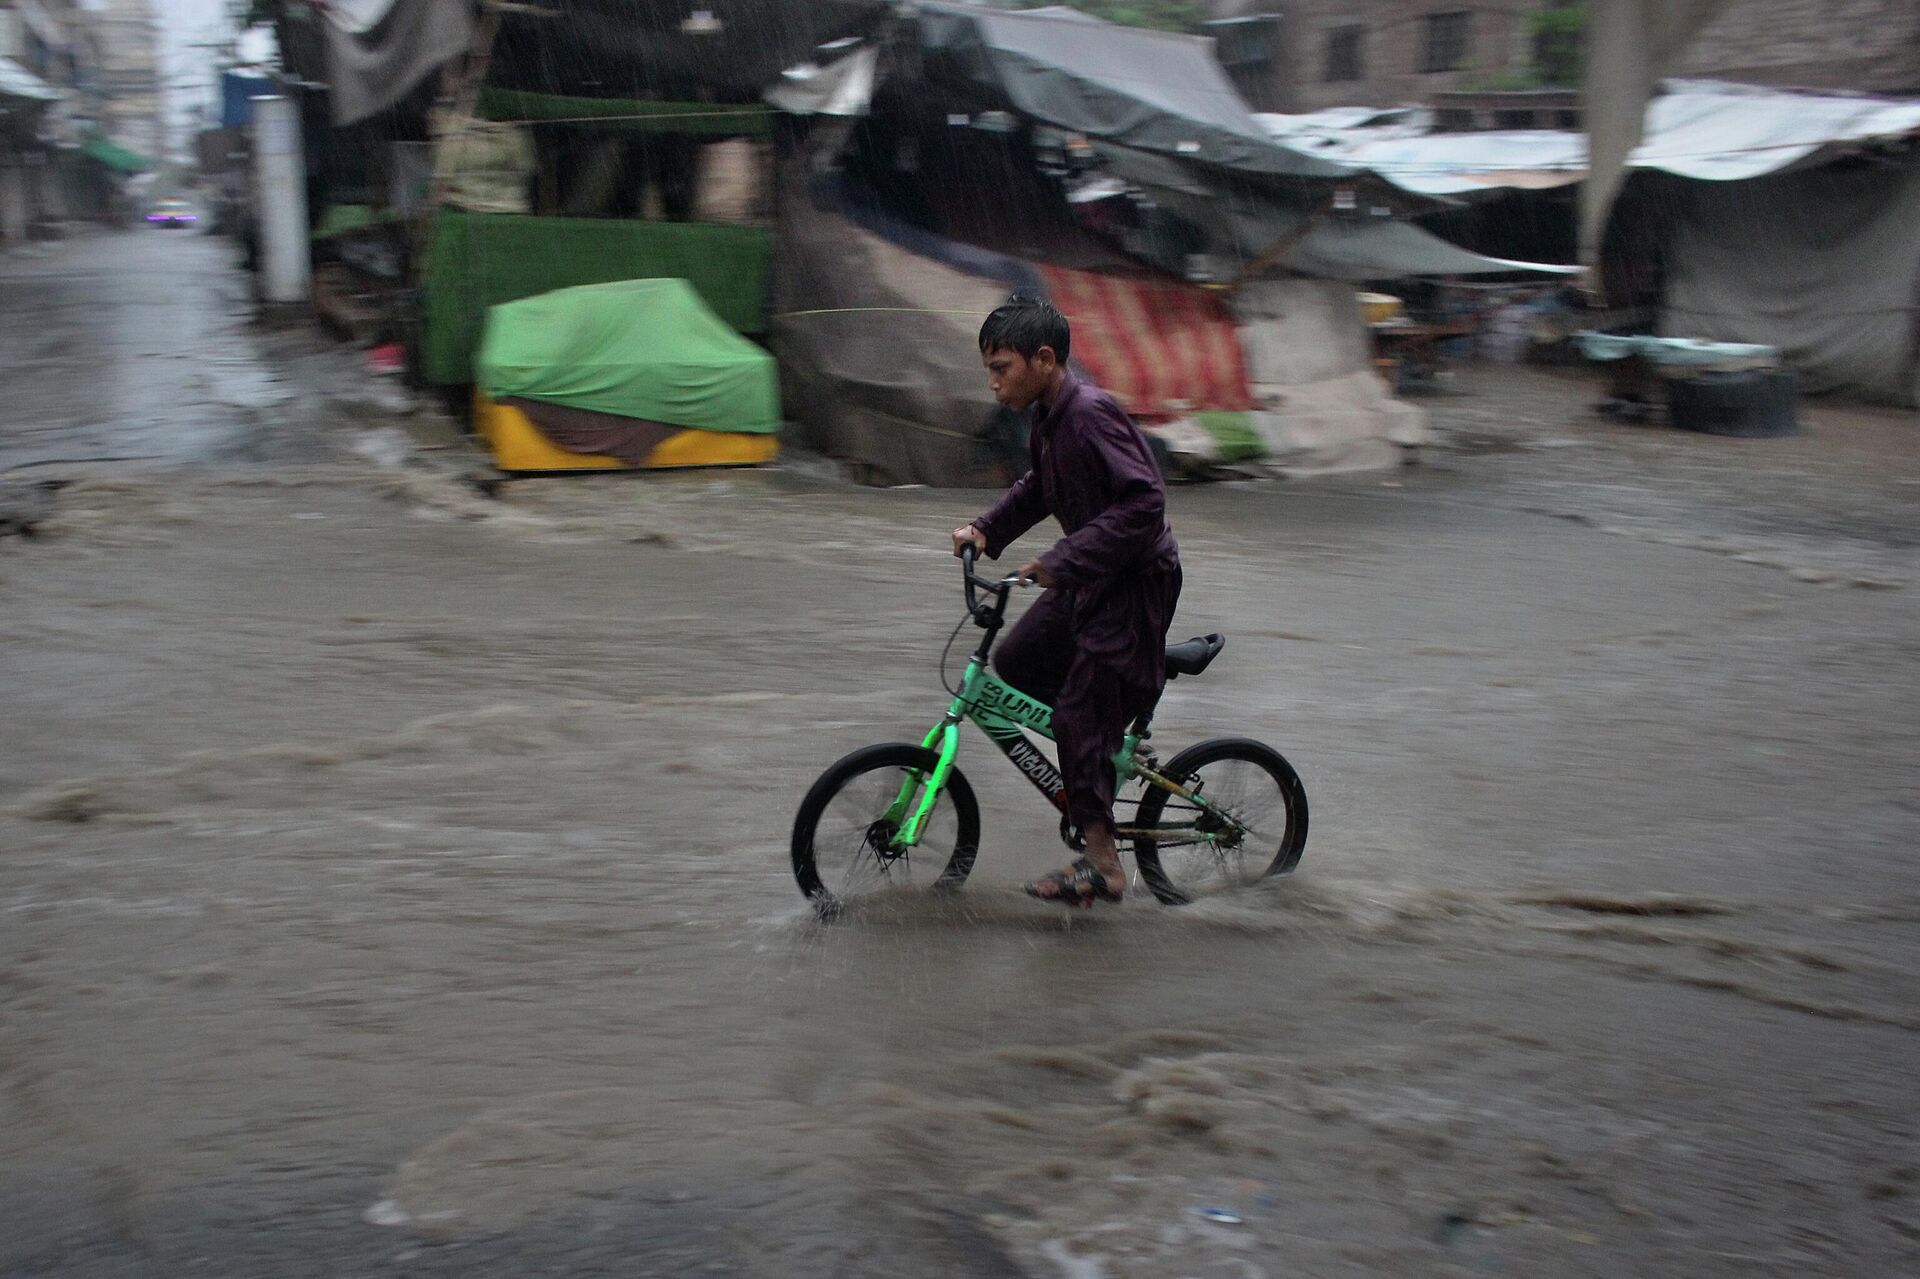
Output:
[474, 394, 779, 473]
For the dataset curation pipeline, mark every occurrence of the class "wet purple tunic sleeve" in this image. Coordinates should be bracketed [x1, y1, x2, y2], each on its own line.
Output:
[973, 468, 1048, 559]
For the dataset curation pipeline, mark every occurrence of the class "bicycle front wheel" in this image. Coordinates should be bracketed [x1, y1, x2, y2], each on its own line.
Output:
[791, 743, 980, 910]
[1133, 737, 1307, 906]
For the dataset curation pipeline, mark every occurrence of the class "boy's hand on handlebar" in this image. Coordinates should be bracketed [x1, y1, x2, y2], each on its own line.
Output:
[952, 525, 988, 558]
[1015, 558, 1055, 589]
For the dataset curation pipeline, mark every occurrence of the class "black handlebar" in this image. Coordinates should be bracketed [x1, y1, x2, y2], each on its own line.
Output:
[961, 543, 1013, 625]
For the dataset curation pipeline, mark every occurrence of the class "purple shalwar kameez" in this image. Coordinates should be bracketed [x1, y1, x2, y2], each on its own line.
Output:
[973, 371, 1182, 836]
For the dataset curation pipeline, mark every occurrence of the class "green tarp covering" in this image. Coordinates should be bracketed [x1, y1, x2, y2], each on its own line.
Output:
[421, 210, 771, 385]
[1193, 412, 1263, 464]
[476, 88, 773, 138]
[82, 135, 150, 174]
[477, 279, 779, 434]
[312, 204, 402, 242]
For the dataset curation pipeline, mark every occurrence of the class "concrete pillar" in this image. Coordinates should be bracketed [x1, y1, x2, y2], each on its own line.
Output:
[27, 152, 60, 224]
[0, 160, 29, 242]
[251, 95, 310, 302]
[1580, 0, 1729, 272]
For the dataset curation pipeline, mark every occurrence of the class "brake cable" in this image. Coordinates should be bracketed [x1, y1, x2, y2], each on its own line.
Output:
[938, 609, 972, 697]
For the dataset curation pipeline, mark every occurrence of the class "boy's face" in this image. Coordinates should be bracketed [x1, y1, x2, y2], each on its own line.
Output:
[982, 345, 1056, 412]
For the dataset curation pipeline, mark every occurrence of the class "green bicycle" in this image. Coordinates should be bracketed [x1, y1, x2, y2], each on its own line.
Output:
[790, 547, 1308, 913]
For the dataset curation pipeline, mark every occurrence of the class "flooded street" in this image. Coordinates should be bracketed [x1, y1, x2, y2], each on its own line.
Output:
[4, 230, 1919, 1277]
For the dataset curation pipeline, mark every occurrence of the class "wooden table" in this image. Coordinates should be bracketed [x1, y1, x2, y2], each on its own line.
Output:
[1371, 320, 1478, 384]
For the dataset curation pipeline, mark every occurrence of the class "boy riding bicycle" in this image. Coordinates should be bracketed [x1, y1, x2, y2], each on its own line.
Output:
[951, 296, 1182, 908]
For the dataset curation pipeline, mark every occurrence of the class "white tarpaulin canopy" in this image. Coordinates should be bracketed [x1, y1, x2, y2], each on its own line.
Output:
[0, 57, 63, 104]
[1256, 81, 1920, 197]
[765, 43, 878, 117]
[1635, 82, 1920, 179]
[1254, 124, 1584, 197]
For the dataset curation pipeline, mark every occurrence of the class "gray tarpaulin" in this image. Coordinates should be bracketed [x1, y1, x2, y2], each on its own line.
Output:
[913, 3, 1352, 180]
[1659, 162, 1920, 406]
[771, 157, 1013, 487]
[1287, 218, 1581, 281]
[322, 0, 473, 127]
[1090, 143, 1575, 280]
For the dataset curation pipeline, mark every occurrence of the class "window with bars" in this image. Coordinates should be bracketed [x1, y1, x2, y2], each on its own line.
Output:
[1422, 11, 1473, 74]
[1325, 25, 1365, 83]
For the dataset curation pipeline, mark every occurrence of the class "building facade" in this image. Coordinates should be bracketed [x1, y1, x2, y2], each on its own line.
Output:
[1207, 1, 1920, 115]
[0, 0, 161, 238]
[84, 0, 161, 163]
[1673, 0, 1920, 95]
[1209, 1, 1542, 113]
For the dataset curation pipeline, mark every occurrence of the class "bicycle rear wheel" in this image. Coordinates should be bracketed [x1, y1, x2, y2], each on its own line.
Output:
[1133, 737, 1307, 906]
[791, 743, 980, 911]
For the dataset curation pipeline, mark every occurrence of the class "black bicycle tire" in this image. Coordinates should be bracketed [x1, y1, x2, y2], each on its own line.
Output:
[790, 743, 981, 908]
[1133, 737, 1308, 906]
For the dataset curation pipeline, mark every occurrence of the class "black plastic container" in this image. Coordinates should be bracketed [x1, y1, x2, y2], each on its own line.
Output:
[1666, 369, 1799, 437]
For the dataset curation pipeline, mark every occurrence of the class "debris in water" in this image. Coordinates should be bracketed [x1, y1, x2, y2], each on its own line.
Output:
[363, 1198, 410, 1227]
[1037, 1239, 1107, 1279]
[1194, 1206, 1244, 1225]
[0, 478, 61, 537]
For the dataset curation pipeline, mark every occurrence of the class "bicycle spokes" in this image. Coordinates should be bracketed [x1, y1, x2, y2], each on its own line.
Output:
[811, 761, 961, 898]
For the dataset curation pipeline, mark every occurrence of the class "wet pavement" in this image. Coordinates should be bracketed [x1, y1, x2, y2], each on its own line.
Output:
[3, 230, 1918, 1277]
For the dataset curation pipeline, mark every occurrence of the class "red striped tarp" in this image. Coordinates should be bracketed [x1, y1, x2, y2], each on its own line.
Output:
[1040, 267, 1253, 420]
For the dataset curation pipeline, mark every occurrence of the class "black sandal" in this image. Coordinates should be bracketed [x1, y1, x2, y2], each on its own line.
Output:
[1024, 857, 1124, 908]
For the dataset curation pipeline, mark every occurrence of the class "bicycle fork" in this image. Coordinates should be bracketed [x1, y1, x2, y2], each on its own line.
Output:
[874, 712, 965, 852]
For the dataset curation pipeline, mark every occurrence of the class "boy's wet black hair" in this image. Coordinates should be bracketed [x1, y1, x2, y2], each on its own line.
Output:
[979, 293, 1071, 365]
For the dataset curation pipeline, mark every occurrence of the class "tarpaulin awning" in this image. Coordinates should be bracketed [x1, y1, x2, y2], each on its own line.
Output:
[322, 0, 473, 127]
[1285, 218, 1582, 281]
[1039, 265, 1253, 419]
[475, 88, 772, 138]
[477, 278, 780, 433]
[488, 0, 889, 105]
[0, 56, 62, 104]
[81, 135, 150, 174]
[1089, 143, 1577, 280]
[1258, 81, 1920, 197]
[1266, 128, 1587, 197]
[913, 2, 1355, 181]
[1632, 80, 1920, 180]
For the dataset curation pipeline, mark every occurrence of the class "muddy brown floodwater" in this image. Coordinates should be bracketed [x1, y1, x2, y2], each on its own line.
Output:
[2, 231, 1918, 1277]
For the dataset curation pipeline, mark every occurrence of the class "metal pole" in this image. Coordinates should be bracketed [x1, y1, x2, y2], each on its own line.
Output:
[251, 95, 309, 303]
